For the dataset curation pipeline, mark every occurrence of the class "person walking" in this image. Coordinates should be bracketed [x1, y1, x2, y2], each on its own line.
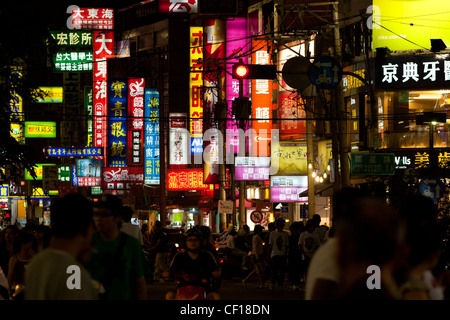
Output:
[242, 224, 265, 288]
[288, 221, 304, 291]
[149, 220, 169, 282]
[85, 194, 148, 300]
[298, 219, 320, 282]
[7, 230, 34, 296]
[25, 194, 98, 300]
[120, 205, 144, 246]
[268, 218, 289, 290]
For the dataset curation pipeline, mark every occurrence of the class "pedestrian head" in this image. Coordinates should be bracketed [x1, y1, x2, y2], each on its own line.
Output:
[50, 193, 94, 239]
[275, 218, 285, 230]
[312, 214, 321, 226]
[12, 230, 34, 256]
[305, 219, 316, 233]
[120, 205, 134, 223]
[268, 222, 276, 232]
[92, 194, 123, 233]
[254, 224, 263, 234]
[185, 228, 202, 252]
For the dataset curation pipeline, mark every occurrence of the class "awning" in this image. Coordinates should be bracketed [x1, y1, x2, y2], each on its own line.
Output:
[299, 183, 334, 197]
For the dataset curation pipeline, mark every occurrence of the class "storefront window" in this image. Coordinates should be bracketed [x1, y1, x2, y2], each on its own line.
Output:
[377, 90, 450, 149]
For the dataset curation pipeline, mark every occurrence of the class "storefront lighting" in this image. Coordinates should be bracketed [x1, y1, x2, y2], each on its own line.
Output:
[312, 171, 316, 178]
[323, 172, 327, 179]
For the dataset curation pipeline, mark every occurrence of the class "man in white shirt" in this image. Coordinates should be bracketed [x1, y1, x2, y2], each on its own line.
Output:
[268, 218, 289, 290]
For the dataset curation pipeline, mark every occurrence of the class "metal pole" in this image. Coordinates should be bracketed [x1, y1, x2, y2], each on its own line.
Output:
[218, 67, 227, 231]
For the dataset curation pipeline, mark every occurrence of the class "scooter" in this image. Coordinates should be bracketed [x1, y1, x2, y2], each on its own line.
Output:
[174, 272, 208, 300]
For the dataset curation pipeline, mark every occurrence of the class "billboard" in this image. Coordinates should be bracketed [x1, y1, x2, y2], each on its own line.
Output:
[85, 86, 93, 146]
[144, 89, 160, 185]
[107, 78, 127, 167]
[372, 0, 450, 51]
[25, 164, 56, 181]
[169, 113, 189, 168]
[45, 147, 103, 157]
[24, 122, 57, 138]
[76, 159, 103, 178]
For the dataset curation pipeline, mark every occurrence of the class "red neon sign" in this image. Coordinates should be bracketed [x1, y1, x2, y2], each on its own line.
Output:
[167, 169, 209, 191]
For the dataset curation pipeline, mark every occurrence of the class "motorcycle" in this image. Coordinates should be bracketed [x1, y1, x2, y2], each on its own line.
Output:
[173, 272, 209, 300]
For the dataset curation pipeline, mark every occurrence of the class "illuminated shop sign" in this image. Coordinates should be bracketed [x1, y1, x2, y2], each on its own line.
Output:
[53, 51, 93, 72]
[0, 186, 8, 198]
[34, 87, 63, 103]
[380, 149, 450, 170]
[270, 176, 308, 202]
[71, 8, 114, 30]
[375, 54, 450, 90]
[251, 39, 273, 157]
[24, 122, 56, 138]
[76, 159, 102, 178]
[101, 167, 144, 190]
[10, 68, 24, 144]
[372, 0, 450, 51]
[271, 141, 308, 175]
[58, 166, 71, 182]
[167, 169, 209, 191]
[25, 164, 56, 181]
[128, 78, 145, 166]
[108, 78, 127, 167]
[48, 30, 92, 46]
[85, 87, 93, 146]
[144, 89, 160, 185]
[190, 26, 203, 155]
[169, 113, 189, 168]
[235, 156, 270, 181]
[93, 30, 114, 160]
[159, 0, 198, 13]
[45, 147, 103, 157]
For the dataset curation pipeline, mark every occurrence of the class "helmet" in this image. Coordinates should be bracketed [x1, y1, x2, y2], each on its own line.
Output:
[185, 228, 203, 240]
[199, 226, 211, 238]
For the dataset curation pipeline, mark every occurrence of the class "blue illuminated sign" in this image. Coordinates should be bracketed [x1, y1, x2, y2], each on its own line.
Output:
[45, 147, 103, 157]
[144, 89, 160, 185]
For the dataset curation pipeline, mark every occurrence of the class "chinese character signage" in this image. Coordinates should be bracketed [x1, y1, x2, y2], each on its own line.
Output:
[169, 113, 189, 168]
[190, 27, 203, 155]
[144, 89, 160, 185]
[53, 51, 93, 72]
[278, 93, 306, 138]
[167, 169, 209, 191]
[375, 54, 450, 90]
[34, 87, 63, 103]
[93, 30, 114, 160]
[270, 176, 308, 202]
[48, 30, 92, 47]
[85, 86, 93, 146]
[235, 156, 270, 181]
[45, 147, 103, 157]
[108, 78, 127, 167]
[101, 167, 144, 190]
[24, 122, 57, 138]
[58, 166, 71, 182]
[271, 141, 308, 175]
[251, 39, 273, 157]
[159, 0, 198, 13]
[128, 78, 145, 166]
[351, 153, 395, 175]
[372, 0, 450, 51]
[226, 18, 249, 154]
[10, 68, 24, 144]
[71, 8, 114, 30]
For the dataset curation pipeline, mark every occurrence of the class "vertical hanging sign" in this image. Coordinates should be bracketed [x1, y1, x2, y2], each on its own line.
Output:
[251, 39, 272, 157]
[85, 86, 93, 147]
[190, 27, 203, 155]
[108, 78, 127, 167]
[128, 78, 145, 166]
[144, 89, 160, 185]
[93, 30, 114, 164]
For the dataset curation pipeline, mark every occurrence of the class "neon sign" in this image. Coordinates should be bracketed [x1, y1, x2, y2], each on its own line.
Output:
[167, 169, 209, 191]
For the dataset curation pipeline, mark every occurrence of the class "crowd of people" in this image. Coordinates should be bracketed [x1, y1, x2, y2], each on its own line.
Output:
[0, 188, 448, 300]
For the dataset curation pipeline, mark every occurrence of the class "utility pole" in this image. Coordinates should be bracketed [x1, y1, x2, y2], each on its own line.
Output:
[217, 67, 227, 231]
[238, 77, 246, 229]
[332, 2, 350, 189]
[159, 50, 167, 227]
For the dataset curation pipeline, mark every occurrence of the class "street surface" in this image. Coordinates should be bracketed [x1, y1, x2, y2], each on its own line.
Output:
[146, 278, 306, 300]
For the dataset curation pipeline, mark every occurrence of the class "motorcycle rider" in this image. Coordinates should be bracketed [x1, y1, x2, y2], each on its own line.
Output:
[164, 228, 221, 300]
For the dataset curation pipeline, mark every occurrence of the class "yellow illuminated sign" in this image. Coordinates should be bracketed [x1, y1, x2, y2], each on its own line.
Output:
[372, 0, 450, 51]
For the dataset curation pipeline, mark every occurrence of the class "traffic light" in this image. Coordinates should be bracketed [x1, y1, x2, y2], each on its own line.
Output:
[231, 63, 277, 80]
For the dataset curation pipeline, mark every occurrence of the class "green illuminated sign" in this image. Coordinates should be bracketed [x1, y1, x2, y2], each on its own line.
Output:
[53, 51, 93, 72]
[48, 30, 93, 47]
[25, 164, 56, 180]
[24, 122, 57, 138]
